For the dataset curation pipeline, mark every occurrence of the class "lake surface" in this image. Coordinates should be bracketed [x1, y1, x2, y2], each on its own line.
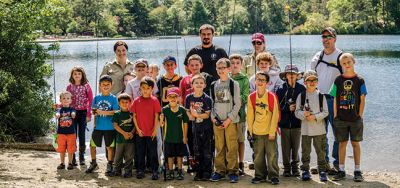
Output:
[44, 35, 400, 171]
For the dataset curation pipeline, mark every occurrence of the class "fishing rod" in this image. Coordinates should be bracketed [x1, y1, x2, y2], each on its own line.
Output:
[175, 23, 181, 76]
[285, 1, 293, 68]
[227, 0, 237, 55]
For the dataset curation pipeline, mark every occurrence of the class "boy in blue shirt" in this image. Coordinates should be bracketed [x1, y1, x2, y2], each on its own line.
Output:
[86, 75, 119, 176]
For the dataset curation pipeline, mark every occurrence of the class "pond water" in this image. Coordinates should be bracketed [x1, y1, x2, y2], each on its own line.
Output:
[44, 35, 400, 171]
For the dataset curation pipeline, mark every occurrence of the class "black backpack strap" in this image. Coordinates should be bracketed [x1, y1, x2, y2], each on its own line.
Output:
[315, 51, 325, 71]
[300, 91, 306, 110]
[336, 52, 344, 74]
[319, 93, 324, 112]
[229, 78, 235, 106]
[210, 81, 216, 103]
[315, 50, 343, 74]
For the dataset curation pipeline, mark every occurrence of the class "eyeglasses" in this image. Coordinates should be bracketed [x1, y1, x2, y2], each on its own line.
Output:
[216, 67, 227, 70]
[321, 35, 334, 39]
[252, 41, 263, 45]
[306, 79, 318, 83]
[256, 78, 267, 83]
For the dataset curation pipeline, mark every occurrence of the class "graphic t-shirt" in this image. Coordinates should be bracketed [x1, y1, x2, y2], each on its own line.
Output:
[113, 110, 134, 143]
[185, 93, 213, 130]
[162, 106, 189, 143]
[180, 73, 214, 106]
[67, 83, 93, 117]
[330, 74, 367, 122]
[157, 74, 182, 107]
[57, 107, 76, 134]
[92, 94, 119, 130]
[130, 96, 161, 136]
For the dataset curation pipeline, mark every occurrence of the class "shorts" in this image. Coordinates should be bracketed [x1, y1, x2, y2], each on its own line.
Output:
[90, 130, 116, 147]
[57, 134, 77, 153]
[334, 118, 363, 142]
[164, 142, 188, 158]
[237, 122, 246, 143]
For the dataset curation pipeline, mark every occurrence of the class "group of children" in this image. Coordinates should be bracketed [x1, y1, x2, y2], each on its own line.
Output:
[55, 49, 366, 184]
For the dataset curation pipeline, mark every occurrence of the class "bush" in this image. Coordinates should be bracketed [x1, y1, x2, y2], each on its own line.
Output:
[0, 1, 54, 142]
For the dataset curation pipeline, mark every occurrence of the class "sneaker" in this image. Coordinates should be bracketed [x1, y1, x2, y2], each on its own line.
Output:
[110, 170, 122, 177]
[251, 177, 265, 184]
[248, 163, 255, 170]
[228, 174, 238, 183]
[292, 169, 300, 177]
[332, 170, 346, 181]
[85, 162, 98, 173]
[67, 163, 74, 170]
[319, 171, 328, 182]
[79, 153, 85, 166]
[71, 154, 78, 166]
[283, 169, 291, 177]
[310, 167, 318, 174]
[194, 173, 202, 181]
[327, 167, 338, 175]
[136, 171, 145, 179]
[57, 163, 65, 170]
[302, 171, 311, 181]
[105, 163, 113, 176]
[176, 170, 184, 180]
[353, 171, 364, 182]
[166, 170, 174, 180]
[239, 162, 245, 176]
[210, 172, 225, 182]
[123, 171, 132, 178]
[271, 177, 280, 185]
[202, 172, 211, 181]
[151, 172, 159, 180]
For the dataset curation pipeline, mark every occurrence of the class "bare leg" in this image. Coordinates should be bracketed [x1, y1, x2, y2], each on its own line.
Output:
[177, 157, 183, 169]
[339, 141, 348, 165]
[351, 141, 361, 166]
[107, 147, 114, 162]
[90, 146, 96, 160]
[60, 153, 65, 164]
[168, 157, 174, 170]
[238, 142, 245, 163]
[67, 153, 73, 164]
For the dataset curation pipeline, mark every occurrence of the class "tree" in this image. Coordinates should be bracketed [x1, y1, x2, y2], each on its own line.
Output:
[126, 0, 155, 36]
[0, 0, 54, 142]
[188, 0, 209, 34]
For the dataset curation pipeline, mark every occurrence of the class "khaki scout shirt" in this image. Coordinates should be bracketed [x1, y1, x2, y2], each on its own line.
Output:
[100, 60, 135, 95]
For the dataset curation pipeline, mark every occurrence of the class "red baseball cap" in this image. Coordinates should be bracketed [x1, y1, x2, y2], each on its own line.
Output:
[251, 33, 265, 43]
[166, 87, 181, 97]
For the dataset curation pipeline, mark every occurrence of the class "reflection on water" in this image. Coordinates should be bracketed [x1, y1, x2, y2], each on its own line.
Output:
[45, 35, 400, 171]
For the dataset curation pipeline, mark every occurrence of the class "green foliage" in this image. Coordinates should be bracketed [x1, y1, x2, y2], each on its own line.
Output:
[0, 1, 54, 142]
[126, 0, 155, 36]
[188, 0, 209, 34]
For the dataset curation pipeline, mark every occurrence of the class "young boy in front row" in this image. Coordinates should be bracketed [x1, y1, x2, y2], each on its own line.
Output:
[160, 87, 189, 180]
[185, 74, 214, 181]
[247, 72, 280, 185]
[56, 91, 76, 170]
[131, 77, 161, 180]
[330, 53, 367, 182]
[110, 93, 135, 178]
[210, 58, 241, 183]
[295, 70, 329, 182]
[86, 75, 119, 175]
[229, 54, 250, 176]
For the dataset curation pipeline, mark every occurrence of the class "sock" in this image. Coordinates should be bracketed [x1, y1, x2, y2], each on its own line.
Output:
[92, 159, 96, 163]
[355, 165, 361, 172]
[108, 161, 113, 165]
[339, 164, 345, 171]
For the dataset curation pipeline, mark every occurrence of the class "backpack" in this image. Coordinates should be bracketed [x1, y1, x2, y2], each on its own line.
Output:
[300, 92, 327, 123]
[315, 50, 343, 74]
[249, 91, 281, 135]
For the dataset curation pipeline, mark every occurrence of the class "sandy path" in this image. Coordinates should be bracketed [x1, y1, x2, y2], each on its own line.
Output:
[0, 149, 398, 187]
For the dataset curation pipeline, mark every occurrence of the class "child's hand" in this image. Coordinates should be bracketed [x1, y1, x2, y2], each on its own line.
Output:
[289, 104, 296, 112]
[268, 134, 276, 141]
[304, 111, 311, 117]
[220, 118, 231, 129]
[71, 112, 76, 119]
[96, 109, 105, 116]
[190, 107, 198, 118]
[137, 128, 144, 137]
[151, 128, 157, 140]
[306, 114, 316, 121]
[55, 113, 60, 119]
[123, 132, 131, 140]
[86, 117, 91, 122]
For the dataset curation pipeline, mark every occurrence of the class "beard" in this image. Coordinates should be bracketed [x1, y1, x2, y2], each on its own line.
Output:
[202, 39, 211, 45]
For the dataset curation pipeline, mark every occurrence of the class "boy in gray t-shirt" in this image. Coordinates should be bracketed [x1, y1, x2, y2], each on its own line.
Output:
[295, 70, 329, 182]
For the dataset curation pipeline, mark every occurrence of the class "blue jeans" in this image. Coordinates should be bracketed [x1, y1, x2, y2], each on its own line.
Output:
[325, 95, 339, 167]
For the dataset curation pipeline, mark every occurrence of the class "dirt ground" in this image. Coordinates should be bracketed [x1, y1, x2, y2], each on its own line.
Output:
[0, 149, 398, 188]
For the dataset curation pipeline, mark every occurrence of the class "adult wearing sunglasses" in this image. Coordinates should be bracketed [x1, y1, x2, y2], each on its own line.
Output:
[310, 27, 343, 175]
[184, 24, 228, 80]
[242, 33, 280, 78]
[100, 41, 135, 95]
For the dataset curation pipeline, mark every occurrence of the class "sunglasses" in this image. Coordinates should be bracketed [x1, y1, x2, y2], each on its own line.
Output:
[252, 41, 263, 45]
[216, 67, 227, 70]
[306, 79, 318, 83]
[321, 35, 334, 39]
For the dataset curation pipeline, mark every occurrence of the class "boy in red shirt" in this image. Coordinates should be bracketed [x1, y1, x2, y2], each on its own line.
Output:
[131, 77, 161, 180]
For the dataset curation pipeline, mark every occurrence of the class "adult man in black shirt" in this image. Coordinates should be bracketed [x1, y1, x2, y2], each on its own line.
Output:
[184, 24, 228, 80]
